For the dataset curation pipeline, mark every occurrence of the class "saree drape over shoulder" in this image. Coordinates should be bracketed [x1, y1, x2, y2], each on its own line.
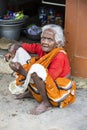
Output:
[9, 47, 76, 108]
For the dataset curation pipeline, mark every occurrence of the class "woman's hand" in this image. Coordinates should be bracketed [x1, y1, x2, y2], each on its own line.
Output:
[9, 62, 27, 77]
[8, 43, 21, 53]
[5, 43, 22, 62]
[4, 53, 12, 62]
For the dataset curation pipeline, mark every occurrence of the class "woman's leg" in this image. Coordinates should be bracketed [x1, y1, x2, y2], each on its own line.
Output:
[30, 72, 52, 115]
[15, 89, 33, 99]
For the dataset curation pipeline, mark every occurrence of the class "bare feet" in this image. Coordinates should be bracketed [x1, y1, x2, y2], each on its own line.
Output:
[30, 101, 52, 115]
[15, 91, 33, 99]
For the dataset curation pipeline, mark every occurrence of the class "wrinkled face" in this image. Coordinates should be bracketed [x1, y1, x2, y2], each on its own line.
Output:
[41, 29, 57, 53]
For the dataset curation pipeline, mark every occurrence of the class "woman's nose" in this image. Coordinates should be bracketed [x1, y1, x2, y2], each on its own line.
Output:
[42, 37, 49, 43]
[44, 38, 49, 43]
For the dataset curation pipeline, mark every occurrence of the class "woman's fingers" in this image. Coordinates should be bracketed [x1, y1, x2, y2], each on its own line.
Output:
[4, 53, 12, 62]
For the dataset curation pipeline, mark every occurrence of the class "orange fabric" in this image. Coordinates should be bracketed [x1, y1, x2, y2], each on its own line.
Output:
[15, 47, 76, 108]
[22, 43, 71, 79]
[29, 74, 76, 108]
[16, 57, 39, 86]
[16, 47, 63, 86]
[36, 47, 64, 68]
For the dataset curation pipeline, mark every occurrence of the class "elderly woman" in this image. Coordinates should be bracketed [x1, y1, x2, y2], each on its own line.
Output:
[5, 24, 76, 115]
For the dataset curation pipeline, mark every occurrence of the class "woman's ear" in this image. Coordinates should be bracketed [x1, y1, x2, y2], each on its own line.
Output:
[56, 41, 62, 47]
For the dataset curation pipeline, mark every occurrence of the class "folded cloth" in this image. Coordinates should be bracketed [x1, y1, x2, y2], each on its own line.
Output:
[12, 47, 31, 65]
[9, 80, 26, 95]
[9, 63, 47, 95]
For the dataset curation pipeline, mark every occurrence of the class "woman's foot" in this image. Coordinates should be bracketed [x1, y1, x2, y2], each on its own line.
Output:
[30, 101, 52, 115]
[15, 91, 33, 99]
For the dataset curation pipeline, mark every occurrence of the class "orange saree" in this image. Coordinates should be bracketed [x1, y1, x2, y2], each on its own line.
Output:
[15, 47, 76, 108]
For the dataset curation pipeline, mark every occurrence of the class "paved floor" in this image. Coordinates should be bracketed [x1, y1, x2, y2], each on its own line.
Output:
[0, 73, 87, 130]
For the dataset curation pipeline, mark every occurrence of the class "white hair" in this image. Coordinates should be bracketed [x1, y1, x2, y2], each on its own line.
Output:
[41, 24, 65, 47]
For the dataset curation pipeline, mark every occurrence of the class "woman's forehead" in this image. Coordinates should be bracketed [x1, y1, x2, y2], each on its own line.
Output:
[43, 29, 55, 36]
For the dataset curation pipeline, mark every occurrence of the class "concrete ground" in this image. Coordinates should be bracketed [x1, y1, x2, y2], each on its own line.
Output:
[0, 73, 87, 130]
[0, 38, 87, 130]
